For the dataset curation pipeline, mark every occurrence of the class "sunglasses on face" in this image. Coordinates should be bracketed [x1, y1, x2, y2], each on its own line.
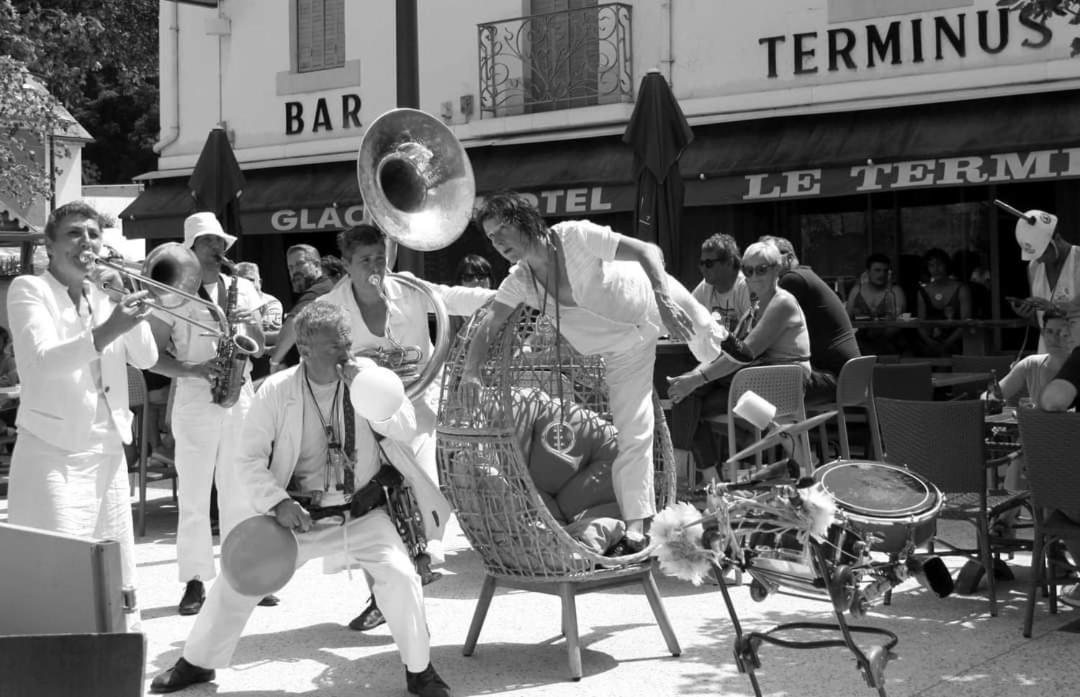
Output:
[698, 258, 728, 269]
[741, 263, 776, 278]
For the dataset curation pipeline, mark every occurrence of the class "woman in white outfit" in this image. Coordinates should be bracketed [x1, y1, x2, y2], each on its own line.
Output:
[6, 201, 158, 630]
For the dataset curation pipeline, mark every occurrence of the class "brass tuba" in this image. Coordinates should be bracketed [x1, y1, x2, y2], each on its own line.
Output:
[355, 108, 475, 398]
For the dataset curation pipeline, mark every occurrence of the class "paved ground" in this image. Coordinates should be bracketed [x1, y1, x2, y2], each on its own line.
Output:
[4, 482, 1080, 697]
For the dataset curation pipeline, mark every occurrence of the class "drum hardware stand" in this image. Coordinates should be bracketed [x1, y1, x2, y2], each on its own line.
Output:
[713, 539, 899, 697]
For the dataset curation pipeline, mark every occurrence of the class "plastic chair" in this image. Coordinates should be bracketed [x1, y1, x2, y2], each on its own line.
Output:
[1016, 408, 1080, 637]
[127, 366, 177, 537]
[872, 362, 932, 401]
[437, 306, 681, 680]
[706, 364, 810, 481]
[875, 397, 1028, 616]
[808, 355, 881, 462]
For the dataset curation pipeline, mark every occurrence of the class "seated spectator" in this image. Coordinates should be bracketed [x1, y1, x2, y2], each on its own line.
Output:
[691, 233, 752, 334]
[1032, 313, 1080, 606]
[667, 241, 811, 483]
[994, 314, 1069, 407]
[760, 235, 859, 405]
[915, 248, 972, 356]
[846, 253, 907, 356]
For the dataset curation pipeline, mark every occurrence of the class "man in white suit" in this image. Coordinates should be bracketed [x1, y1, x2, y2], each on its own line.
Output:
[150, 301, 452, 696]
[5, 200, 158, 630]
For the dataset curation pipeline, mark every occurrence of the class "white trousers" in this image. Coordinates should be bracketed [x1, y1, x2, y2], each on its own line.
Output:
[603, 280, 721, 521]
[171, 381, 253, 583]
[7, 431, 141, 631]
[183, 508, 430, 672]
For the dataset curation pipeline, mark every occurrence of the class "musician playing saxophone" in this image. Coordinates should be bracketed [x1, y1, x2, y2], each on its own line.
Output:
[147, 212, 265, 616]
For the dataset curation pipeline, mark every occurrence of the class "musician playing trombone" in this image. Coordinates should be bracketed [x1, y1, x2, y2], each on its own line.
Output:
[5, 201, 158, 631]
[146, 212, 265, 616]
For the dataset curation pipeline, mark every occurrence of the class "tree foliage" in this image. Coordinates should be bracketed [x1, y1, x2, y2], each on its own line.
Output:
[0, 0, 159, 208]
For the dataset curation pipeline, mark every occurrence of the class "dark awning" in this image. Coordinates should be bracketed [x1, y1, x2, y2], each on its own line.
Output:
[123, 89, 1080, 239]
[120, 162, 365, 239]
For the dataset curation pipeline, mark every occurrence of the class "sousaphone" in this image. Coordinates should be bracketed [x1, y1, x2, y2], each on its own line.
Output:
[356, 108, 475, 398]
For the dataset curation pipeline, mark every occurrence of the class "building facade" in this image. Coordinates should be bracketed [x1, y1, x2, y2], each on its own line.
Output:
[124, 0, 1080, 331]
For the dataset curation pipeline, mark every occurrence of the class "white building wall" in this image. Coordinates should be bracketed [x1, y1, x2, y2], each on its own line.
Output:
[154, 0, 1080, 172]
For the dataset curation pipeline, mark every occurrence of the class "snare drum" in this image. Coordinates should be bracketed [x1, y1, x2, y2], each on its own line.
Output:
[814, 460, 943, 555]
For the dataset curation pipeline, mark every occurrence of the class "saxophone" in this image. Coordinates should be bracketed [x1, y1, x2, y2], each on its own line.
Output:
[210, 260, 260, 408]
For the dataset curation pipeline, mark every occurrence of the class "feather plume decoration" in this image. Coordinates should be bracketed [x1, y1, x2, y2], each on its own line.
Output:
[651, 502, 721, 585]
[798, 483, 837, 540]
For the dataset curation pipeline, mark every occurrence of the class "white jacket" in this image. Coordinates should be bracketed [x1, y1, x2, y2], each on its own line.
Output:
[7, 271, 158, 449]
[235, 365, 452, 542]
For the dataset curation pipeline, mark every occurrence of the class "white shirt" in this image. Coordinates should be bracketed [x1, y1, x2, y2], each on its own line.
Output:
[691, 273, 752, 333]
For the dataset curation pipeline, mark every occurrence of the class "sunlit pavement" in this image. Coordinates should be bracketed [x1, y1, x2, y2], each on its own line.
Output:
[5, 481, 1080, 697]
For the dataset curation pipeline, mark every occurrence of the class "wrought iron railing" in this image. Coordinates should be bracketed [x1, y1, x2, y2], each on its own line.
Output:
[478, 3, 633, 118]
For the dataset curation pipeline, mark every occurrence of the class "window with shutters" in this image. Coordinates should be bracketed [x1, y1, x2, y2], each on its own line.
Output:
[297, 0, 345, 73]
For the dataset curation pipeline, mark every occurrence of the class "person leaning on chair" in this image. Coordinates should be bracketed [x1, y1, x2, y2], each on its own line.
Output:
[5, 201, 158, 631]
[460, 190, 727, 551]
[149, 301, 453, 696]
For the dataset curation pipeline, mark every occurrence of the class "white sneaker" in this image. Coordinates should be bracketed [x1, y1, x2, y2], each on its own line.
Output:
[1060, 584, 1080, 609]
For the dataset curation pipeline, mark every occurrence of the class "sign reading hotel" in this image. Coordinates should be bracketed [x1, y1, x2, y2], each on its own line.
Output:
[758, 0, 1076, 79]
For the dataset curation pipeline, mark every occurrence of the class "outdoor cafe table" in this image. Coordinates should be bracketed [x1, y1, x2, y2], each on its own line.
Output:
[851, 318, 1031, 355]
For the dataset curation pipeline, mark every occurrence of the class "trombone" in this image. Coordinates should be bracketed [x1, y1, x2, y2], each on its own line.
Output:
[82, 243, 229, 337]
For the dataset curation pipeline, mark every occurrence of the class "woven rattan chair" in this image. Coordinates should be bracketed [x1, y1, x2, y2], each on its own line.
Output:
[1016, 408, 1080, 637]
[875, 397, 1028, 616]
[437, 306, 681, 680]
[127, 366, 177, 537]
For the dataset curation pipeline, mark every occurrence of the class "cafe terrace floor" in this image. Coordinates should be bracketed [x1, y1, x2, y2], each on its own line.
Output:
[3, 481, 1080, 697]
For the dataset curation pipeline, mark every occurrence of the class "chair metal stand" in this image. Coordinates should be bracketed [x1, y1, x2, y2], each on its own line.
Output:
[463, 562, 681, 681]
[714, 540, 899, 697]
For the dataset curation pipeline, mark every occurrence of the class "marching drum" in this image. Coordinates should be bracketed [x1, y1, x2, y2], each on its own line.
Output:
[814, 460, 942, 555]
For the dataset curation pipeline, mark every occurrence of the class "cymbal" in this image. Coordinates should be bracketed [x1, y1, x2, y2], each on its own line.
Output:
[725, 410, 838, 464]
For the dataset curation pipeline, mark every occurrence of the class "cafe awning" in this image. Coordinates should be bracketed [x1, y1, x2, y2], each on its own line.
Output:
[123, 88, 1080, 238]
[120, 162, 365, 239]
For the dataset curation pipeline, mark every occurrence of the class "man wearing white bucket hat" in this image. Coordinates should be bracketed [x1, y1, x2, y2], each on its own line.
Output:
[148, 212, 265, 615]
[1011, 208, 1080, 351]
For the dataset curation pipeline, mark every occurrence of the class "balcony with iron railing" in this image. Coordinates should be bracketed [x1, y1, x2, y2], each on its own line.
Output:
[477, 3, 633, 119]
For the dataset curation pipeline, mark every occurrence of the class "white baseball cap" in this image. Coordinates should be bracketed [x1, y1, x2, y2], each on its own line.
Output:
[1015, 210, 1057, 261]
[183, 212, 237, 251]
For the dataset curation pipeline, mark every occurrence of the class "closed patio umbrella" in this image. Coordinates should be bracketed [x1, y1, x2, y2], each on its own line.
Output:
[622, 69, 693, 278]
[188, 127, 245, 255]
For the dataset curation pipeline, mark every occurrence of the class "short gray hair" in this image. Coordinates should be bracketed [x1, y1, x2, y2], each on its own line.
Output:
[286, 244, 321, 263]
[294, 301, 351, 348]
[743, 241, 783, 267]
[234, 261, 260, 281]
[758, 235, 798, 268]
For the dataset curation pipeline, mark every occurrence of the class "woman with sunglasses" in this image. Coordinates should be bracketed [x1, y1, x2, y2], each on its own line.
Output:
[668, 241, 811, 479]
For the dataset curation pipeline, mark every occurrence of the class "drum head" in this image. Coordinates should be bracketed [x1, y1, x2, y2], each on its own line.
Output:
[815, 460, 938, 518]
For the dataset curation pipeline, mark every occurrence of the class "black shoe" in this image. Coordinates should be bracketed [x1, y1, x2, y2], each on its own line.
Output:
[406, 663, 452, 697]
[258, 594, 280, 607]
[348, 595, 386, 631]
[178, 580, 205, 616]
[149, 657, 215, 693]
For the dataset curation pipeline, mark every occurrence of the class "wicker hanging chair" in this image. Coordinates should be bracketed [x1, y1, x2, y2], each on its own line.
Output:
[437, 305, 681, 680]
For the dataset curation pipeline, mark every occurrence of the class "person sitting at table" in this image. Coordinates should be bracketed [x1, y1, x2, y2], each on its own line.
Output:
[1030, 312, 1080, 607]
[0, 325, 19, 429]
[846, 253, 907, 356]
[668, 241, 811, 482]
[690, 233, 752, 334]
[915, 248, 972, 357]
[757, 236, 859, 406]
